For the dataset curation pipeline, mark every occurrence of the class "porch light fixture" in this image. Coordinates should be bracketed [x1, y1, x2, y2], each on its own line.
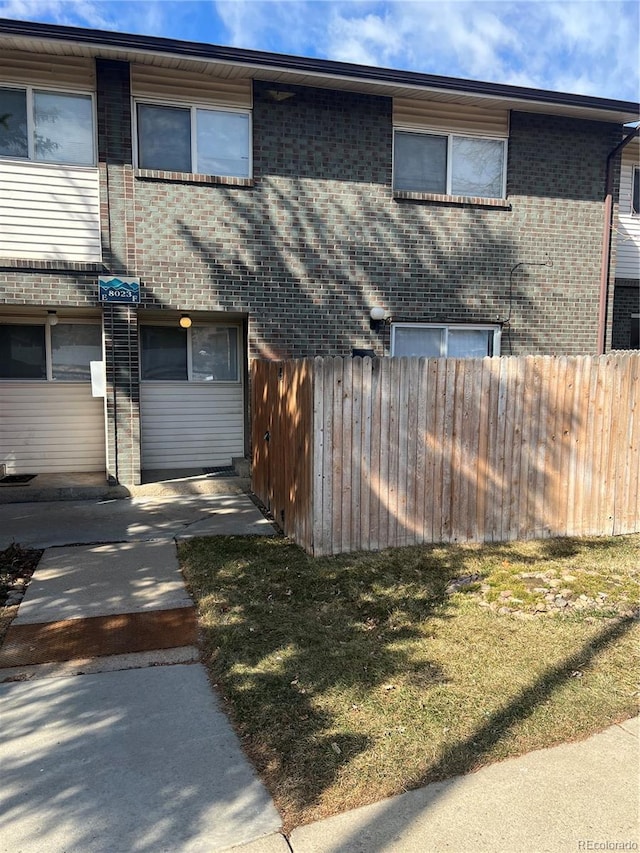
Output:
[179, 314, 192, 329]
[47, 310, 58, 326]
[369, 306, 388, 332]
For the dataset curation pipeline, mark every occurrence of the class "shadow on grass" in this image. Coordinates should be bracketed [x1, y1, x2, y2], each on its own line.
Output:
[321, 613, 637, 853]
[481, 536, 628, 565]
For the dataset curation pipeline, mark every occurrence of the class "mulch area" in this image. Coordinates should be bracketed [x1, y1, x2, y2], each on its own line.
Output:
[0, 543, 43, 647]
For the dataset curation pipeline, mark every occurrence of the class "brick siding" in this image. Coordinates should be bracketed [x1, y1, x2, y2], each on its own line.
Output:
[0, 60, 626, 481]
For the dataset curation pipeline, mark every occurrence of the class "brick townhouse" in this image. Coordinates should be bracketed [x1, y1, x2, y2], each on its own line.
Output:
[0, 18, 638, 486]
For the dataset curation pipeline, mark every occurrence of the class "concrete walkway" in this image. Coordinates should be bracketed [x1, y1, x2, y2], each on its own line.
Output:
[0, 494, 282, 853]
[1, 495, 638, 853]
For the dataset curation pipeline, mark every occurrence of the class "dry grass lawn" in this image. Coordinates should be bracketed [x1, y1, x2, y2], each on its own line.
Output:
[179, 533, 639, 831]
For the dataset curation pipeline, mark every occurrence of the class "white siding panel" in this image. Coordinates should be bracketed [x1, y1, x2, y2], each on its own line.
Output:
[0, 382, 106, 474]
[0, 161, 101, 262]
[140, 382, 245, 469]
[0, 50, 95, 90]
[616, 144, 640, 280]
[394, 97, 509, 137]
[131, 64, 252, 108]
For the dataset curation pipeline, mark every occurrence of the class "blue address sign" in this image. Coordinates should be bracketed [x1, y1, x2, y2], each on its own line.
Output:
[98, 276, 141, 304]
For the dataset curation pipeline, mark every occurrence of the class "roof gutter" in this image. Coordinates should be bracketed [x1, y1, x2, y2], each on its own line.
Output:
[597, 126, 639, 355]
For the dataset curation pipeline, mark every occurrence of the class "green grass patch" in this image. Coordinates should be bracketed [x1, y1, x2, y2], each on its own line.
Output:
[179, 534, 640, 830]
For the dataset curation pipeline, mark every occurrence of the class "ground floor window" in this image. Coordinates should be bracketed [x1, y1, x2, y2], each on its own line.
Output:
[140, 324, 240, 382]
[391, 323, 501, 358]
[631, 314, 639, 349]
[0, 321, 102, 380]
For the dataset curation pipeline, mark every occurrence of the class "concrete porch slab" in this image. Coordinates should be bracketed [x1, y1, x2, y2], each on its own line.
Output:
[0, 494, 277, 550]
[0, 470, 251, 504]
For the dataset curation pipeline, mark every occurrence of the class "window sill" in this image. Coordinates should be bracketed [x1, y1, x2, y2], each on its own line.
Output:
[393, 190, 511, 209]
[0, 258, 105, 272]
[134, 169, 253, 188]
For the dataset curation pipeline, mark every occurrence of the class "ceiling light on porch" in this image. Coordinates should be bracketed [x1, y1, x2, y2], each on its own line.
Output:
[179, 314, 192, 329]
[47, 310, 58, 326]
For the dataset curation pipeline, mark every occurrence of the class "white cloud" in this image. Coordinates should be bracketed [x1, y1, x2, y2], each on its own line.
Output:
[213, 0, 639, 99]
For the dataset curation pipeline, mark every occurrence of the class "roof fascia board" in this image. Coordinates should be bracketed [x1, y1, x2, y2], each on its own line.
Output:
[1, 17, 638, 119]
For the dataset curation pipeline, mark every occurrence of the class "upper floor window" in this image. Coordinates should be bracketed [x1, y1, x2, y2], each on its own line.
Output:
[391, 323, 501, 358]
[632, 166, 639, 216]
[393, 129, 506, 199]
[0, 86, 95, 166]
[136, 101, 251, 178]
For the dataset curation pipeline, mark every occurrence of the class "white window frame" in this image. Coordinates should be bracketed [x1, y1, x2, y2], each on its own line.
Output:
[393, 127, 508, 199]
[0, 317, 102, 381]
[0, 83, 97, 167]
[632, 165, 639, 216]
[139, 322, 243, 384]
[132, 97, 253, 178]
[390, 322, 502, 358]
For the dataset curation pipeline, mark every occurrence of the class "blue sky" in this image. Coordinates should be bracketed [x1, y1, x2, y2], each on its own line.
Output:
[1, 1, 638, 101]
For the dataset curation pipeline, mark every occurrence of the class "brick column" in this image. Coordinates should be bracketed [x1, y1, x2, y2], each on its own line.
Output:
[103, 305, 141, 485]
[96, 58, 141, 484]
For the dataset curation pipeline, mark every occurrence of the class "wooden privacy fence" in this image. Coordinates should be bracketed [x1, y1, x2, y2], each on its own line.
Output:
[252, 353, 640, 556]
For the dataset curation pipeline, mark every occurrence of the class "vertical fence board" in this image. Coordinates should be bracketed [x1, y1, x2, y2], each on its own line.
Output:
[581, 356, 600, 536]
[423, 359, 439, 544]
[609, 354, 628, 535]
[350, 358, 363, 552]
[313, 357, 325, 554]
[359, 358, 373, 551]
[385, 358, 399, 546]
[625, 355, 640, 533]
[377, 358, 391, 549]
[598, 356, 615, 535]
[475, 357, 491, 542]
[411, 358, 429, 543]
[572, 357, 590, 536]
[516, 356, 533, 540]
[340, 358, 353, 554]
[450, 360, 465, 543]
[368, 358, 382, 553]
[396, 358, 411, 546]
